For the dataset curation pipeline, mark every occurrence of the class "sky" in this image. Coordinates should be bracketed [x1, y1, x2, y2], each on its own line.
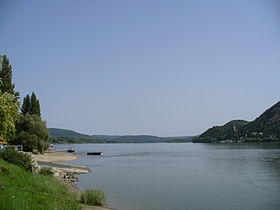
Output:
[0, 0, 280, 136]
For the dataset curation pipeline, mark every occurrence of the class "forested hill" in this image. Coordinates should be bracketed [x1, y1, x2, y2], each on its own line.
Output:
[48, 128, 194, 144]
[48, 128, 93, 139]
[193, 101, 280, 143]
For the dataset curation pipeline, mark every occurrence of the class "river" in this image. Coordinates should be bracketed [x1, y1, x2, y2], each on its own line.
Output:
[55, 143, 280, 210]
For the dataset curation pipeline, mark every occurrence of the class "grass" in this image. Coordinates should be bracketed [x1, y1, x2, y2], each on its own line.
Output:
[0, 159, 81, 210]
[39, 166, 53, 176]
[80, 188, 106, 206]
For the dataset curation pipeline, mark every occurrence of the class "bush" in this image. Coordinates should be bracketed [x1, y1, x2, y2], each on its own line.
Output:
[80, 188, 106, 206]
[0, 148, 32, 171]
[39, 166, 53, 176]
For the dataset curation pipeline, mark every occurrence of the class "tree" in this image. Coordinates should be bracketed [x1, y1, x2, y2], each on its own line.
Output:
[21, 92, 41, 117]
[12, 114, 49, 153]
[0, 92, 19, 143]
[30, 92, 41, 117]
[21, 94, 30, 115]
[0, 55, 19, 99]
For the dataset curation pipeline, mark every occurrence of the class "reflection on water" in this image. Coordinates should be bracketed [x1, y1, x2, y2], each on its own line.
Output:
[55, 143, 280, 210]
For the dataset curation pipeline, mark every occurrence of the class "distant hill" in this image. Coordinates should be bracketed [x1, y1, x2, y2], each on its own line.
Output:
[193, 101, 280, 143]
[194, 120, 248, 143]
[48, 128, 94, 139]
[93, 135, 163, 142]
[249, 101, 280, 127]
[48, 128, 194, 144]
[92, 135, 193, 141]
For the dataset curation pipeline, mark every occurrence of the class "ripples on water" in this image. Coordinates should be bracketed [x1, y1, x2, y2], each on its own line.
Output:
[55, 143, 280, 210]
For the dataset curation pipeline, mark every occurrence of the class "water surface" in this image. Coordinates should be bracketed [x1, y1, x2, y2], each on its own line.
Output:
[55, 143, 280, 210]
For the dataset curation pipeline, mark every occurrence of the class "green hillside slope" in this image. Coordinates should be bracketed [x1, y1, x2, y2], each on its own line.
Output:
[193, 101, 280, 143]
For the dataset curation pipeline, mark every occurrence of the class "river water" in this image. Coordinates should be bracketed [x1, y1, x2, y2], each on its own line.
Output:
[55, 143, 280, 210]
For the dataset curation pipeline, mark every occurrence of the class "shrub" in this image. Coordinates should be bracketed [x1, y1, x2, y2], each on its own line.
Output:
[39, 166, 53, 176]
[0, 148, 32, 171]
[80, 188, 106, 206]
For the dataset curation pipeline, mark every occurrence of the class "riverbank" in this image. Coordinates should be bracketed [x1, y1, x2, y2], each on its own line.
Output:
[34, 150, 79, 163]
[34, 150, 90, 175]
[34, 150, 112, 210]
[0, 158, 80, 210]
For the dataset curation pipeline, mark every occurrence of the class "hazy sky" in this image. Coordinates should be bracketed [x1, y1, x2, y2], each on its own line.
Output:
[0, 0, 279, 136]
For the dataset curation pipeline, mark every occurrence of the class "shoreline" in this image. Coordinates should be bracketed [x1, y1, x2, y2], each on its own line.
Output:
[34, 150, 112, 210]
[34, 150, 80, 163]
[34, 150, 90, 176]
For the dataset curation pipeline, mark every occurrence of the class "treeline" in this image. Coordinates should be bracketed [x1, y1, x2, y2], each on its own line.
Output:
[49, 137, 111, 144]
[49, 136, 194, 144]
[49, 137, 165, 144]
[0, 55, 49, 152]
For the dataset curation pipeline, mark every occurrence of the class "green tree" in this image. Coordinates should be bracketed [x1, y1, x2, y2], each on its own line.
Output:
[30, 92, 41, 117]
[0, 55, 19, 99]
[34, 98, 41, 117]
[12, 114, 49, 153]
[0, 92, 19, 143]
[21, 94, 30, 115]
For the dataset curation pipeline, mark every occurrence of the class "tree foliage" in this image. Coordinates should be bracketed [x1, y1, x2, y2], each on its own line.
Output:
[0, 55, 19, 143]
[0, 92, 19, 142]
[21, 92, 41, 117]
[21, 94, 30, 115]
[12, 114, 49, 153]
[30, 92, 41, 116]
[0, 55, 19, 99]
[0, 55, 48, 152]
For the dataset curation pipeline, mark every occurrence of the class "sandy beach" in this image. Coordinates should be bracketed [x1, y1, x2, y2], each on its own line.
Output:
[34, 150, 79, 163]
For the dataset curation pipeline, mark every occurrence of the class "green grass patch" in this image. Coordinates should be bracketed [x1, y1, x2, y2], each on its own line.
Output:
[0, 159, 81, 210]
[80, 188, 106, 206]
[39, 166, 53, 176]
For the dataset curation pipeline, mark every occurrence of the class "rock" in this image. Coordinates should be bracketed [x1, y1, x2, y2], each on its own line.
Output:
[51, 168, 61, 177]
[19, 151, 41, 173]
[53, 171, 60, 177]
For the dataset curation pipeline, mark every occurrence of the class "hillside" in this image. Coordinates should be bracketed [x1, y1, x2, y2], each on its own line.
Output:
[92, 135, 193, 142]
[49, 128, 94, 139]
[193, 101, 280, 143]
[48, 128, 194, 143]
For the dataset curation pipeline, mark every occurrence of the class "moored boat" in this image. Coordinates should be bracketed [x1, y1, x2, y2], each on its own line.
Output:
[67, 148, 75, 153]
[87, 152, 103, 155]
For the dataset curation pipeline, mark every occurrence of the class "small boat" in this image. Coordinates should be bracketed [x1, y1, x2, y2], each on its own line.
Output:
[67, 148, 75, 153]
[87, 152, 103, 155]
